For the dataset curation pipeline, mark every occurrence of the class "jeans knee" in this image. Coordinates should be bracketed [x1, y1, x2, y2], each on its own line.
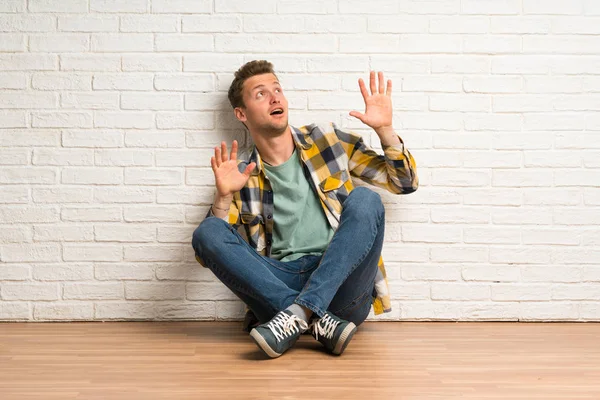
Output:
[192, 217, 227, 255]
[345, 187, 384, 222]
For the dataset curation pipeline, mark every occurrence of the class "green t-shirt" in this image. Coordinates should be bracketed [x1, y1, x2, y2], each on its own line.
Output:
[263, 149, 334, 262]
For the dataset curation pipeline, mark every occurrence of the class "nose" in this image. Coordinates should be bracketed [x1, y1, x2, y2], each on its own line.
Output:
[270, 93, 280, 104]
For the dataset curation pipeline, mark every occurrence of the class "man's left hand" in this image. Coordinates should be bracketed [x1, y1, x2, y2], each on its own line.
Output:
[349, 71, 397, 141]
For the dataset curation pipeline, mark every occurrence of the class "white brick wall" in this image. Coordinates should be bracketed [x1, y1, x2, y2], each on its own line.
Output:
[1, 0, 598, 322]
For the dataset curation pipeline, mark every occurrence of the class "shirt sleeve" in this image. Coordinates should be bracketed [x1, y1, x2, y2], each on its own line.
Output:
[334, 124, 419, 194]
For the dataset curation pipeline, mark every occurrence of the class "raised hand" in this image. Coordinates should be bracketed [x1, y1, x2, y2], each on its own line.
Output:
[211, 140, 256, 198]
[349, 71, 393, 133]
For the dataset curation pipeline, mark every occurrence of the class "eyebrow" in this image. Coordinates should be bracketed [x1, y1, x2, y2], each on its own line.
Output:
[250, 81, 281, 92]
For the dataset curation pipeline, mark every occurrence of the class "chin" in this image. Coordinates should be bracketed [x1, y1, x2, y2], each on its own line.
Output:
[263, 120, 289, 136]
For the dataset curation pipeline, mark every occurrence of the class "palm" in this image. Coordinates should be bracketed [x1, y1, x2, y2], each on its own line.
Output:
[211, 140, 256, 197]
[350, 71, 393, 130]
[214, 160, 250, 195]
[361, 93, 392, 129]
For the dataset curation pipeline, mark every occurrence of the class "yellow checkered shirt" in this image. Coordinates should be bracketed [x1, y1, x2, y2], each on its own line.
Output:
[199, 122, 418, 315]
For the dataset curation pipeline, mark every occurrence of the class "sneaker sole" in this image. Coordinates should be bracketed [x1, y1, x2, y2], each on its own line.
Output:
[249, 328, 282, 358]
[333, 322, 357, 355]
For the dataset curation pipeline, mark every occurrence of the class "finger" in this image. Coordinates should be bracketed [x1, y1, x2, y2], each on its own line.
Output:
[349, 111, 367, 124]
[221, 141, 228, 162]
[386, 79, 392, 96]
[230, 140, 238, 161]
[358, 78, 369, 101]
[210, 156, 217, 173]
[378, 71, 385, 94]
[243, 162, 256, 177]
[369, 71, 376, 95]
[214, 146, 222, 167]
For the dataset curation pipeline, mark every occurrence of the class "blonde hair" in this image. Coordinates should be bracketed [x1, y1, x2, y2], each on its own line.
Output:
[228, 60, 277, 109]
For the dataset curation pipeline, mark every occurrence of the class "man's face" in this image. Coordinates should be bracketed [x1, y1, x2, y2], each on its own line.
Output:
[235, 73, 289, 137]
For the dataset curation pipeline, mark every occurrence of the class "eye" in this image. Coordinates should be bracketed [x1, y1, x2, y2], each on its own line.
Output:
[256, 91, 263, 98]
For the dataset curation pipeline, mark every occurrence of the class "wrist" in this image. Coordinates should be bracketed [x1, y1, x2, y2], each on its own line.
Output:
[212, 204, 229, 212]
[214, 193, 233, 208]
[375, 126, 399, 145]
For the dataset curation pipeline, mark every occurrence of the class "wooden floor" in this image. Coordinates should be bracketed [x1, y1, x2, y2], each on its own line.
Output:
[1, 322, 599, 400]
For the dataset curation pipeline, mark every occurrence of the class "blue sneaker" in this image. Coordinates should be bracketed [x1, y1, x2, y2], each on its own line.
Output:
[249, 310, 308, 358]
[310, 312, 357, 355]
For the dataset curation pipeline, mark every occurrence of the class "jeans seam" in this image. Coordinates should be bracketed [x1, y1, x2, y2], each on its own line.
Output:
[338, 293, 372, 326]
[262, 256, 317, 274]
[332, 288, 372, 315]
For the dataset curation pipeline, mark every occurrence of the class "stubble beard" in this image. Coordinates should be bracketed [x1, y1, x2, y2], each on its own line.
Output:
[258, 117, 289, 138]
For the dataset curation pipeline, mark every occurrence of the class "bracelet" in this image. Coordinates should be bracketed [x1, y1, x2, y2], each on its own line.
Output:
[212, 204, 229, 212]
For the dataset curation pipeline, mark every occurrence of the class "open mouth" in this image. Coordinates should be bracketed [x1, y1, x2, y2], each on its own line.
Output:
[270, 108, 284, 116]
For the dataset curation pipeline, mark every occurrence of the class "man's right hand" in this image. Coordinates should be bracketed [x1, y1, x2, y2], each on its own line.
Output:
[211, 140, 256, 198]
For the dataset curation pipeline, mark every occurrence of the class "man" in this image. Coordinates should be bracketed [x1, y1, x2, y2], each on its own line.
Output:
[192, 60, 418, 359]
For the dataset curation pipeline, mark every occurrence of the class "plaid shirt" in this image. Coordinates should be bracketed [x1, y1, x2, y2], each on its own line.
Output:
[200, 122, 418, 316]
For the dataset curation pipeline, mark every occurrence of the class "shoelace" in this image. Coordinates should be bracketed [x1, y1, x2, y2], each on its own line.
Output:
[267, 313, 308, 343]
[310, 314, 340, 341]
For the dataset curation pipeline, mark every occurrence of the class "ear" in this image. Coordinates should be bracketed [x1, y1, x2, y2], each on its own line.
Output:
[234, 107, 247, 122]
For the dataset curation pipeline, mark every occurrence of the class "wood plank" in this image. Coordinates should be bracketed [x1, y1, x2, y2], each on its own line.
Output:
[1, 322, 599, 399]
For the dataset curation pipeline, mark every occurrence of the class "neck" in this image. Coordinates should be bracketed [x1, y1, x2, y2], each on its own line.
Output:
[251, 125, 295, 166]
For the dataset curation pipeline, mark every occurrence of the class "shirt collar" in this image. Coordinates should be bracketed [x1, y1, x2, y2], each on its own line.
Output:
[248, 125, 313, 176]
[291, 125, 314, 150]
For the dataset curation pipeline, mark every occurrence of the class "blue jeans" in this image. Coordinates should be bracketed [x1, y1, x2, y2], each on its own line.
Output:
[192, 187, 385, 327]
